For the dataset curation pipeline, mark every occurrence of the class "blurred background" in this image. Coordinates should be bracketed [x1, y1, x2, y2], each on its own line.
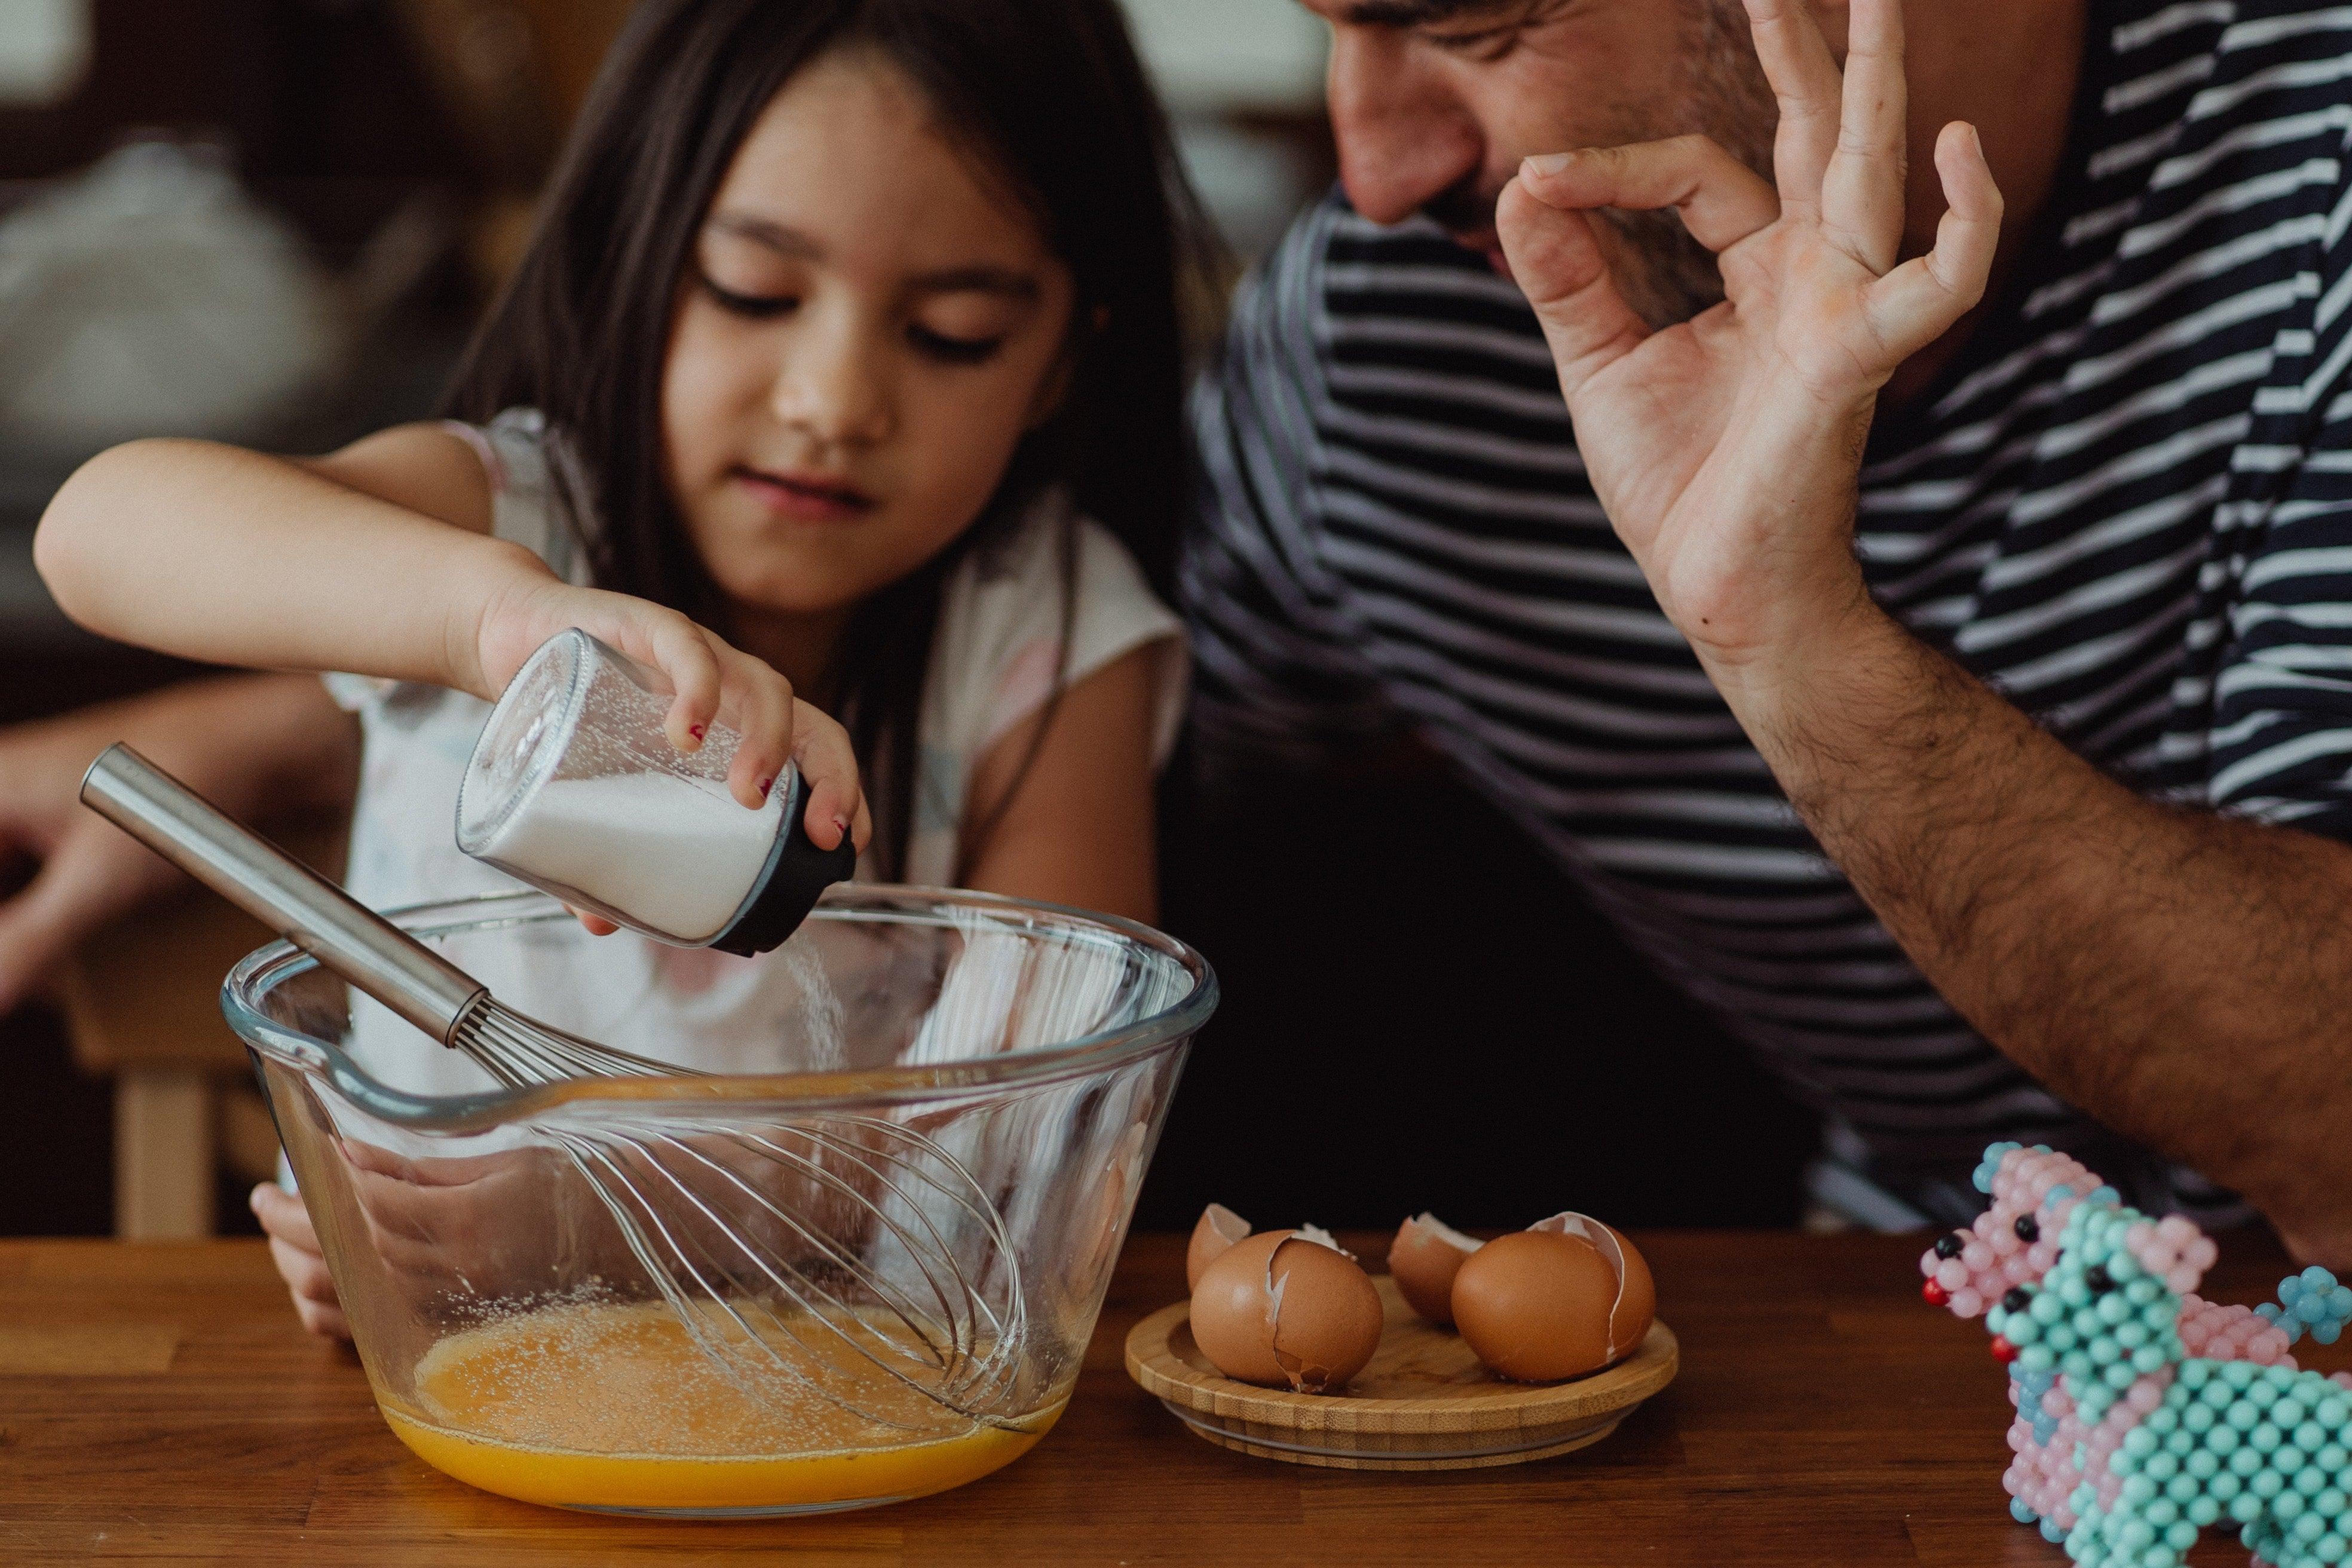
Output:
[0, 0, 1811, 1242]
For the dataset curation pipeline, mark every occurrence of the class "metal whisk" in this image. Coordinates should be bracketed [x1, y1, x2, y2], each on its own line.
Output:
[80, 745, 1028, 1431]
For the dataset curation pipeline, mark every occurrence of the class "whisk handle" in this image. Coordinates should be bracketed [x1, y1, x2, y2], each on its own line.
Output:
[79, 744, 485, 1044]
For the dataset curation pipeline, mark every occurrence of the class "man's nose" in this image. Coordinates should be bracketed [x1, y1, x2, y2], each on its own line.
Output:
[1326, 32, 1484, 228]
[773, 315, 892, 449]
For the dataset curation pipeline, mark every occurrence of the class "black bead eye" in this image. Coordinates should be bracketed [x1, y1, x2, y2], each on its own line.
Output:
[2014, 1215, 2039, 1242]
[1934, 1232, 1967, 1260]
[2084, 1266, 2114, 1295]
[2002, 1287, 2031, 1313]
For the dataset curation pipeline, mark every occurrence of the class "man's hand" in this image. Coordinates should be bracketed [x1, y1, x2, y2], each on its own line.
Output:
[1496, 0, 2001, 682]
[1496, 0, 2352, 1261]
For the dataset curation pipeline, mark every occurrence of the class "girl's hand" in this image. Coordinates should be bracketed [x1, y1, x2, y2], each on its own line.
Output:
[250, 1182, 350, 1340]
[466, 574, 871, 854]
[0, 718, 181, 1014]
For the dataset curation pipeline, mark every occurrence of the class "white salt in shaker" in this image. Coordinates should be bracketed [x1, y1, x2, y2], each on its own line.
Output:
[456, 629, 854, 954]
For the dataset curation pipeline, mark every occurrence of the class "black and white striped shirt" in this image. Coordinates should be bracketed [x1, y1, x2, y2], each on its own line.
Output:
[1183, 0, 2352, 1227]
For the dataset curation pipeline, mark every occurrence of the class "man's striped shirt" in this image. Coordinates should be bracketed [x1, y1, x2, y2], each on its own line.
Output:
[1183, 0, 2352, 1225]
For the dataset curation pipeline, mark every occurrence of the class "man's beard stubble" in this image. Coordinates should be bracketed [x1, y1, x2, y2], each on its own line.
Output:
[1433, 0, 1778, 329]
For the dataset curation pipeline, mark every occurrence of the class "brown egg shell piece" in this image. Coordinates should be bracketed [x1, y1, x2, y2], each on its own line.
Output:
[1388, 1211, 1481, 1325]
[1186, 1227, 1382, 1394]
[1186, 1203, 1251, 1291]
[1527, 1211, 1656, 1362]
[1450, 1230, 1617, 1382]
[1264, 1234, 1383, 1392]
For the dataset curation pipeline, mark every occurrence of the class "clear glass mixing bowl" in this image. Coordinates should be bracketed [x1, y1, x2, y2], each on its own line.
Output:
[223, 887, 1215, 1518]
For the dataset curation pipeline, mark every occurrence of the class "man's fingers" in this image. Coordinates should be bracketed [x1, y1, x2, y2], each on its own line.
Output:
[1497, 176, 1652, 400]
[1864, 122, 2001, 360]
[1820, 0, 1909, 272]
[1741, 0, 1842, 212]
[1517, 136, 1780, 253]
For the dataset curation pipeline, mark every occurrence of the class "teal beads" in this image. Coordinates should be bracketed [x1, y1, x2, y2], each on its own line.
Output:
[1982, 1187, 2352, 1567]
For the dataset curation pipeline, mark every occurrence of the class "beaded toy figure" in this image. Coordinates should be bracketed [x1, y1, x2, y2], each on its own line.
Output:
[1920, 1143, 2352, 1564]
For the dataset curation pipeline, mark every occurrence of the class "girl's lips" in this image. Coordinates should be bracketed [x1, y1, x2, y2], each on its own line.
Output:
[733, 467, 875, 522]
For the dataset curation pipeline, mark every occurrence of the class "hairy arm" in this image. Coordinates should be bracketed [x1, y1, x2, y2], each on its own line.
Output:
[1497, 0, 2352, 1260]
[957, 645, 1163, 924]
[1732, 599, 2352, 1264]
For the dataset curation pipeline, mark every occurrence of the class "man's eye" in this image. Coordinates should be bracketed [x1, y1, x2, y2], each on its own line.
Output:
[702, 277, 798, 319]
[1425, 23, 1518, 61]
[908, 324, 1005, 365]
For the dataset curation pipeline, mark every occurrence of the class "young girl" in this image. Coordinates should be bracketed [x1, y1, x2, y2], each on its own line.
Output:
[35, 0, 1204, 1337]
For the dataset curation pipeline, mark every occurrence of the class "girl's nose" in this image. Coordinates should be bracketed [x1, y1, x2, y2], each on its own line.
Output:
[773, 318, 893, 449]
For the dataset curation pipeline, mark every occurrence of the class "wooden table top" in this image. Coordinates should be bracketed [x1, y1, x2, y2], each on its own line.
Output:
[2, 1229, 2335, 1565]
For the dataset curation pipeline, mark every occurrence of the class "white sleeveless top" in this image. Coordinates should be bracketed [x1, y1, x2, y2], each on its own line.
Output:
[326, 408, 1185, 1098]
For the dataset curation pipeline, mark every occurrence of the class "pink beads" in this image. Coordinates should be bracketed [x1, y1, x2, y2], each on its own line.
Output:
[1919, 1144, 2102, 1321]
[2178, 1297, 2298, 1370]
[2123, 1215, 2219, 1297]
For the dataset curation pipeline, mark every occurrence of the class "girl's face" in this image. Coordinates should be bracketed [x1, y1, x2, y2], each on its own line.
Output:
[662, 48, 1074, 624]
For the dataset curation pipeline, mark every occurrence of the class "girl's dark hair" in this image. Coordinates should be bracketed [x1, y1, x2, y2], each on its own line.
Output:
[444, 0, 1208, 876]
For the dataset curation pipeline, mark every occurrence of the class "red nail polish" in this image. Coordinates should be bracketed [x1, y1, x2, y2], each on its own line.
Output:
[758, 776, 773, 797]
[690, 724, 706, 740]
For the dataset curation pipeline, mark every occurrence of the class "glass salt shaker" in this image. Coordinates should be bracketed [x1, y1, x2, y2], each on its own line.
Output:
[456, 629, 854, 954]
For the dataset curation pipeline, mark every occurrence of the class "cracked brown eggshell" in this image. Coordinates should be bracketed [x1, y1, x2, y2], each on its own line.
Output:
[1451, 1214, 1655, 1382]
[1188, 1229, 1383, 1393]
[1186, 1203, 1251, 1291]
[1388, 1212, 1481, 1325]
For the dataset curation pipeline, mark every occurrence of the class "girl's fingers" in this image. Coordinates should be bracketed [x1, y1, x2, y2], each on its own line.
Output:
[1819, 0, 1909, 273]
[1863, 122, 2001, 360]
[1741, 0, 1843, 212]
[1496, 175, 1653, 401]
[268, 1235, 339, 1307]
[296, 1297, 351, 1340]
[249, 1181, 318, 1250]
[789, 703, 866, 853]
[643, 615, 724, 752]
[716, 649, 795, 811]
[1516, 137, 1781, 253]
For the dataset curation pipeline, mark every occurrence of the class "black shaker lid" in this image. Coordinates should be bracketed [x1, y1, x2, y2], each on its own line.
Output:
[709, 777, 858, 957]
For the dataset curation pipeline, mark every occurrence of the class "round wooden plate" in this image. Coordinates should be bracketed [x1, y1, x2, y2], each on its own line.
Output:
[1125, 1276, 1678, 1471]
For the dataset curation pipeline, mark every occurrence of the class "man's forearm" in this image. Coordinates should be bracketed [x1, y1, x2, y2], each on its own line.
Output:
[1714, 598, 2352, 1262]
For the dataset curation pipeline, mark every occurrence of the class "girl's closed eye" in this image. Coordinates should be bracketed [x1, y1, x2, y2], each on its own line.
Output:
[908, 323, 1006, 365]
[700, 271, 800, 320]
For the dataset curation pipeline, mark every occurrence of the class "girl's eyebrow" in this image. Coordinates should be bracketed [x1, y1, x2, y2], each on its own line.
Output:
[708, 212, 1042, 301]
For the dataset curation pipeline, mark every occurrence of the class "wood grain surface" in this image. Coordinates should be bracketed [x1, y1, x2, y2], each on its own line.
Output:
[0, 1230, 2335, 1565]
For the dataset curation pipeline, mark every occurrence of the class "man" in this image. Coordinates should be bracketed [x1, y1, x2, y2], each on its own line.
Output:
[1185, 0, 2352, 1259]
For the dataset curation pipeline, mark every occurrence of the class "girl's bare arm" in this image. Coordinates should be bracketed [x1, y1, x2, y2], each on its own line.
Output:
[35, 427, 869, 837]
[35, 427, 526, 698]
[958, 645, 1164, 924]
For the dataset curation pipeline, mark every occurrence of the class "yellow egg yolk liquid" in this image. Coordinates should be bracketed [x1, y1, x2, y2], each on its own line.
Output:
[373, 1300, 1060, 1515]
